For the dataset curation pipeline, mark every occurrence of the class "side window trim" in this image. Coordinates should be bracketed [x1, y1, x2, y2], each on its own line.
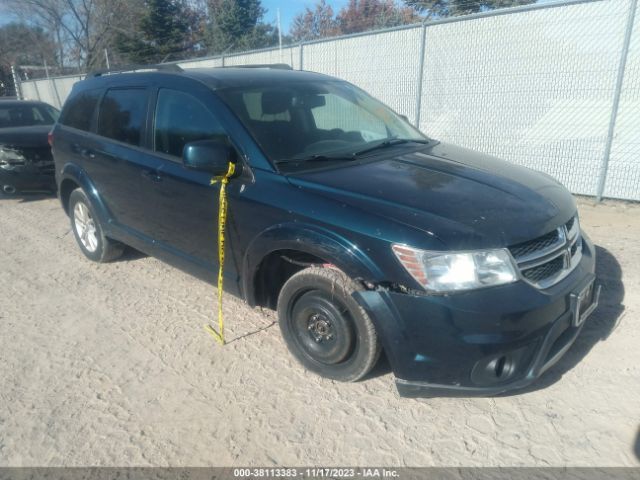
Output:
[148, 87, 181, 164]
[90, 88, 107, 134]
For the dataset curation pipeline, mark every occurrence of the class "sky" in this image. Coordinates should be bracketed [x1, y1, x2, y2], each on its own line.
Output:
[261, 0, 352, 33]
[0, 8, 16, 26]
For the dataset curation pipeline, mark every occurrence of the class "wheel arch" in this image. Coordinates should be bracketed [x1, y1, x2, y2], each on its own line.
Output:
[243, 223, 383, 308]
[58, 163, 111, 228]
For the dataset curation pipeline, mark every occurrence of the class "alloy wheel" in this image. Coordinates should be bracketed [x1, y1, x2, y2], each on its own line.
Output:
[73, 202, 98, 253]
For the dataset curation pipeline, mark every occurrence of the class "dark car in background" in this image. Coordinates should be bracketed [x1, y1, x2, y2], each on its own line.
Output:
[50, 65, 599, 397]
[0, 99, 59, 194]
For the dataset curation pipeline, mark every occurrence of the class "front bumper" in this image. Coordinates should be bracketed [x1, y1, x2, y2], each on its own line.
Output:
[0, 164, 56, 192]
[354, 232, 599, 397]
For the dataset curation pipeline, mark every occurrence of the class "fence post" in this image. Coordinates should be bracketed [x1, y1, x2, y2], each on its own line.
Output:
[299, 42, 304, 70]
[221, 54, 225, 67]
[32, 78, 42, 101]
[596, 0, 638, 201]
[414, 22, 427, 128]
[10, 65, 21, 100]
[44, 61, 62, 108]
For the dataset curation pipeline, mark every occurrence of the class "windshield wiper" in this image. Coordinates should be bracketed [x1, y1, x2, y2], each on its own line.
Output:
[276, 153, 357, 164]
[352, 138, 430, 157]
[275, 138, 431, 165]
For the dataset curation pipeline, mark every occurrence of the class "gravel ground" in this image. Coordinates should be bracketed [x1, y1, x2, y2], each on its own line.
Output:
[0, 193, 638, 467]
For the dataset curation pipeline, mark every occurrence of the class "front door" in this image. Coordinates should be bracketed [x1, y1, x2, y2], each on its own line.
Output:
[138, 87, 236, 276]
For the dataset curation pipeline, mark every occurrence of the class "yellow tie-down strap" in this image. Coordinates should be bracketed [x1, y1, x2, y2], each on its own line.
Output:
[204, 161, 236, 345]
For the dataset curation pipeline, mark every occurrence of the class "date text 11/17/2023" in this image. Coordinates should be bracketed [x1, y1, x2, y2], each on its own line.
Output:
[232, 468, 400, 478]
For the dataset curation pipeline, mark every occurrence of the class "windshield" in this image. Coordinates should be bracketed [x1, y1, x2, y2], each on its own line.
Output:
[217, 81, 428, 168]
[0, 104, 60, 128]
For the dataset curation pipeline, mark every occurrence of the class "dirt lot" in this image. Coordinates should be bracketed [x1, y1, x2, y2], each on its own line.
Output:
[0, 194, 638, 467]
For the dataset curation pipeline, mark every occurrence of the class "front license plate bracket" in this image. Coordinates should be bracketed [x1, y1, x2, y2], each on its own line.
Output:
[570, 278, 600, 327]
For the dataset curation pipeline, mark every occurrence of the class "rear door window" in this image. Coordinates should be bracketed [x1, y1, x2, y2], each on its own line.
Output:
[97, 89, 148, 146]
[153, 88, 228, 158]
[60, 90, 101, 131]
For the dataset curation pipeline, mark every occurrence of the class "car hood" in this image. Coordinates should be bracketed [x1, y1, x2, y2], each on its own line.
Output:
[0, 125, 52, 148]
[286, 142, 576, 249]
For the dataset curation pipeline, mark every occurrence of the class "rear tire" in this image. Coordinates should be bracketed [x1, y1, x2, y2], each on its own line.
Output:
[277, 266, 381, 382]
[69, 188, 123, 262]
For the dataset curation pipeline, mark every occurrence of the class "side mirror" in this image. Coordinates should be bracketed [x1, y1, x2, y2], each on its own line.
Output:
[182, 139, 239, 176]
[399, 114, 409, 123]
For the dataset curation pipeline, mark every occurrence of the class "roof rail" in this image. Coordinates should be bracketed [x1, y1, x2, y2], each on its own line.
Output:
[222, 64, 292, 70]
[88, 63, 183, 78]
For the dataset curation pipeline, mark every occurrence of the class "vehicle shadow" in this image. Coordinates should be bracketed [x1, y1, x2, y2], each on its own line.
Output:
[635, 427, 640, 461]
[117, 247, 148, 262]
[0, 191, 56, 202]
[500, 245, 625, 396]
[362, 351, 393, 381]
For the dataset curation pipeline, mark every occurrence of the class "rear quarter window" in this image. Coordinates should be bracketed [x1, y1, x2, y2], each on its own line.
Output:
[60, 89, 101, 131]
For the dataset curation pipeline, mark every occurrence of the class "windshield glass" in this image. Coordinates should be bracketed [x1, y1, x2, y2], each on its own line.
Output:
[217, 81, 427, 167]
[0, 104, 59, 128]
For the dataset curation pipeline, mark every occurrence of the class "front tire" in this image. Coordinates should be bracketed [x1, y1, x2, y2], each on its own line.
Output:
[277, 266, 381, 382]
[69, 188, 123, 262]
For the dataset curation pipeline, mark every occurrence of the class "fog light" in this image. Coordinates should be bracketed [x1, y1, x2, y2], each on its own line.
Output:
[470, 346, 533, 386]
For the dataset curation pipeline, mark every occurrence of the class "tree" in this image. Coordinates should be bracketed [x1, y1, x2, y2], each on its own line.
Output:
[337, 0, 419, 35]
[290, 0, 419, 41]
[0, 22, 58, 67]
[2, 0, 143, 69]
[115, 0, 201, 64]
[404, 0, 534, 18]
[290, 0, 339, 42]
[205, 0, 278, 54]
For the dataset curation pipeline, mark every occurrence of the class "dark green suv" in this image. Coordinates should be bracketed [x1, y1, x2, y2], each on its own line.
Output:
[51, 65, 599, 397]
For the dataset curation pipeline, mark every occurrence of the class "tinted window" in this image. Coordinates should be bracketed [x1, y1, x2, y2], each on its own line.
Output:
[242, 92, 290, 122]
[154, 89, 228, 158]
[217, 81, 425, 165]
[60, 90, 100, 131]
[0, 104, 59, 128]
[97, 89, 147, 146]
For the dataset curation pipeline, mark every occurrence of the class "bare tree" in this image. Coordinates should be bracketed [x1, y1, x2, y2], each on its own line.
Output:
[1, 0, 144, 69]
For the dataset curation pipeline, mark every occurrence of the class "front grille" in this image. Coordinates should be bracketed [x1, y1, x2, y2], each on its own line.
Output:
[38, 162, 55, 174]
[565, 217, 575, 232]
[521, 255, 564, 283]
[509, 215, 582, 289]
[1, 145, 54, 174]
[18, 146, 52, 163]
[509, 229, 561, 259]
[570, 240, 578, 257]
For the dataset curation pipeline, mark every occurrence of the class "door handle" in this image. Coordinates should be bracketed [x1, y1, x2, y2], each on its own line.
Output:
[81, 149, 95, 159]
[141, 170, 163, 182]
[71, 144, 95, 158]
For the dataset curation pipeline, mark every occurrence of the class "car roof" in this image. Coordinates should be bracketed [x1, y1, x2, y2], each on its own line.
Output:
[80, 67, 339, 91]
[0, 99, 55, 108]
[183, 67, 337, 89]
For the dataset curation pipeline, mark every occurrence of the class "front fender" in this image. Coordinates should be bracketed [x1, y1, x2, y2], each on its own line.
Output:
[59, 163, 113, 234]
[242, 222, 384, 305]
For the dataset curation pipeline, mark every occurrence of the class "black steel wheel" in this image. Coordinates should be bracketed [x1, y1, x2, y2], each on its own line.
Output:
[277, 266, 381, 382]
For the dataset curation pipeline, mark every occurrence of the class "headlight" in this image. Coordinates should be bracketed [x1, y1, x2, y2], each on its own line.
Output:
[392, 244, 518, 292]
[0, 146, 25, 170]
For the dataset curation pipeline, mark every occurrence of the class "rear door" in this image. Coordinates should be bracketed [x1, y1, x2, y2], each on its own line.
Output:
[89, 87, 152, 235]
[55, 87, 102, 185]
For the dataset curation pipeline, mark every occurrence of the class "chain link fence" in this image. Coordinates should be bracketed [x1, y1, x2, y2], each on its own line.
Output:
[14, 0, 640, 201]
